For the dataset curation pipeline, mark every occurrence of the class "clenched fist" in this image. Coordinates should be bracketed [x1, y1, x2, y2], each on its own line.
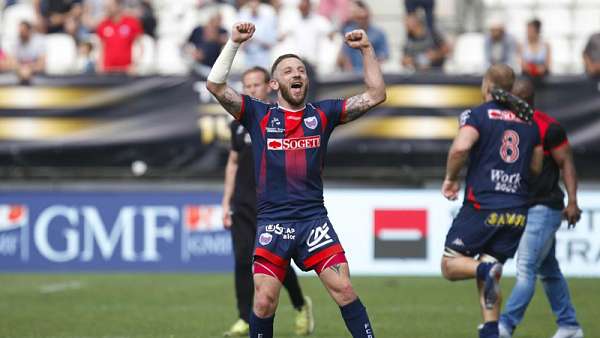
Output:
[231, 22, 255, 44]
[344, 29, 371, 50]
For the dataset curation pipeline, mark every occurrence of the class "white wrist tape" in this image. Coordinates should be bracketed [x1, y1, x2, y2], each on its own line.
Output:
[207, 40, 240, 84]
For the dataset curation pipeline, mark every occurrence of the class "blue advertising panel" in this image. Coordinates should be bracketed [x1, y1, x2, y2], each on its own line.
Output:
[0, 191, 233, 272]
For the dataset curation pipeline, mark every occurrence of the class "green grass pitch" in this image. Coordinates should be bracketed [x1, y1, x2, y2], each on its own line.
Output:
[0, 274, 597, 338]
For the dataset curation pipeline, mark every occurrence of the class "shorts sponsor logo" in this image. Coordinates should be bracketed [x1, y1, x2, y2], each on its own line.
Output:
[373, 209, 427, 259]
[259, 233, 273, 246]
[265, 224, 295, 240]
[306, 223, 333, 252]
[490, 169, 521, 193]
[267, 136, 321, 151]
[485, 212, 526, 228]
[304, 116, 318, 129]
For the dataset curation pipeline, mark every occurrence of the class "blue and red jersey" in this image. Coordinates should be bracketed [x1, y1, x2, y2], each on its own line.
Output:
[459, 101, 541, 210]
[237, 95, 346, 224]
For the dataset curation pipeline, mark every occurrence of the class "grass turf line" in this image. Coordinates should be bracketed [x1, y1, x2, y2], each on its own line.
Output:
[0, 274, 597, 338]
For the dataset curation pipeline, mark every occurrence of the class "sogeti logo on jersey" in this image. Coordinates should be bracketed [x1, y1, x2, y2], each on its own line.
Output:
[491, 169, 522, 193]
[0, 204, 28, 231]
[267, 136, 320, 151]
[488, 109, 526, 123]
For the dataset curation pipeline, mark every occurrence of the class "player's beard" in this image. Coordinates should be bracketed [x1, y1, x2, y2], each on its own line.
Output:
[280, 83, 308, 107]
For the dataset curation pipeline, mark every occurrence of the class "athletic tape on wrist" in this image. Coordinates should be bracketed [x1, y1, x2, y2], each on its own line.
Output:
[207, 40, 240, 84]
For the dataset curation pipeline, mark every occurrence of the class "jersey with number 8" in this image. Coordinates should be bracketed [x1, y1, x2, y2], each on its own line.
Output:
[459, 101, 541, 209]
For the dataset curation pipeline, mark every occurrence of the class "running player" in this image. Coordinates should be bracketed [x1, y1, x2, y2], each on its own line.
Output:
[222, 66, 314, 336]
[440, 64, 544, 338]
[498, 79, 584, 338]
[207, 22, 385, 338]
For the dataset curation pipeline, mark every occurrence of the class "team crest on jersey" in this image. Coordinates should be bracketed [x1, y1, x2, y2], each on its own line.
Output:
[259, 233, 273, 246]
[304, 116, 318, 130]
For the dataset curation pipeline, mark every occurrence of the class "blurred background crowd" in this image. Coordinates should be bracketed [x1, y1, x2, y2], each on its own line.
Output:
[0, 0, 599, 84]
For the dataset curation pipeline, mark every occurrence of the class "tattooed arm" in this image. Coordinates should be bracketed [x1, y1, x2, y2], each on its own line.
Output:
[206, 82, 244, 119]
[342, 30, 387, 123]
[206, 22, 255, 119]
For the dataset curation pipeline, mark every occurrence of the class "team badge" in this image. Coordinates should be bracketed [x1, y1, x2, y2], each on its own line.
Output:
[259, 233, 273, 246]
[304, 116, 318, 130]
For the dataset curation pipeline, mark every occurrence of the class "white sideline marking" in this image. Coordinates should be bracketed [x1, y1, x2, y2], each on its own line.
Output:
[39, 281, 83, 294]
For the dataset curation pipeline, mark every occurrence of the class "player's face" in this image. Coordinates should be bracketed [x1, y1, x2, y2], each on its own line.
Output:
[272, 58, 308, 107]
[242, 71, 270, 101]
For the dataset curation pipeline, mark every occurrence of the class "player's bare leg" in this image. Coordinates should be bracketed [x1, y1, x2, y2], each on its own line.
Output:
[441, 255, 479, 281]
[319, 262, 375, 337]
[478, 279, 502, 322]
[250, 273, 282, 338]
[319, 262, 357, 306]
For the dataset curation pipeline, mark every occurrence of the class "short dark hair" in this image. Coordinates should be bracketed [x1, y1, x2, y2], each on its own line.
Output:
[354, 0, 368, 10]
[484, 64, 515, 92]
[512, 78, 535, 106]
[528, 19, 541, 33]
[20, 21, 32, 30]
[242, 66, 270, 83]
[270, 54, 303, 75]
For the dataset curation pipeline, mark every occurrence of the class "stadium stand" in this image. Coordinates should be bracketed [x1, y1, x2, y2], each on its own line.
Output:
[0, 0, 599, 76]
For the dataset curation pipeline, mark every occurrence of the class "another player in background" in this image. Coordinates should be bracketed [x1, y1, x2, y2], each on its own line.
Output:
[207, 22, 386, 338]
[498, 79, 584, 338]
[440, 64, 544, 338]
[221, 66, 314, 337]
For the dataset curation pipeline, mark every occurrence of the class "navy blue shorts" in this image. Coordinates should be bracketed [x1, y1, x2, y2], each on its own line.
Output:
[253, 217, 344, 271]
[444, 204, 527, 263]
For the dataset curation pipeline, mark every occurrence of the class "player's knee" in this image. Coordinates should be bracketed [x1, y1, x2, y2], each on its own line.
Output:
[330, 280, 357, 304]
[441, 257, 459, 281]
[253, 287, 278, 316]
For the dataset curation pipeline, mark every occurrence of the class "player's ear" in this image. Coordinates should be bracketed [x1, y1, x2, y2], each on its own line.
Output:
[269, 79, 279, 91]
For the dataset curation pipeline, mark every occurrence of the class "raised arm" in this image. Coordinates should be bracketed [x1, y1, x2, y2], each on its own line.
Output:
[342, 30, 387, 123]
[206, 22, 256, 119]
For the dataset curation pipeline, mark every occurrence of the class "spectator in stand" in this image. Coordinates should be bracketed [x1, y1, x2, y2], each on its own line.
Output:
[82, 0, 105, 33]
[184, 13, 229, 77]
[484, 18, 518, 69]
[583, 32, 600, 77]
[96, 0, 143, 73]
[35, 0, 82, 33]
[75, 40, 96, 74]
[318, 0, 351, 28]
[402, 12, 449, 72]
[279, 0, 335, 72]
[404, 0, 435, 32]
[338, 0, 388, 73]
[237, 0, 278, 69]
[128, 0, 156, 38]
[520, 19, 551, 79]
[8, 21, 46, 84]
